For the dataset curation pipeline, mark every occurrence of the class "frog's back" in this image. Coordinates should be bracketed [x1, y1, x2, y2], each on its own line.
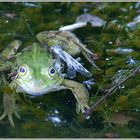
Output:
[36, 30, 82, 55]
[17, 43, 53, 68]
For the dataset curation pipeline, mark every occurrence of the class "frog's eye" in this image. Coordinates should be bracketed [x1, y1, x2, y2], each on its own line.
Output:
[48, 67, 56, 76]
[19, 66, 27, 76]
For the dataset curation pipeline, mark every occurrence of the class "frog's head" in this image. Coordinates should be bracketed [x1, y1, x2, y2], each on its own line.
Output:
[15, 43, 62, 96]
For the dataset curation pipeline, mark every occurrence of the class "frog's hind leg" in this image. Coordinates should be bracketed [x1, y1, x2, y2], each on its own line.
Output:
[81, 46, 100, 71]
[0, 92, 21, 127]
[62, 79, 89, 113]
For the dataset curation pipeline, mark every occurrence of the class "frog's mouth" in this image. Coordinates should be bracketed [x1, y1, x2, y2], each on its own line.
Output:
[17, 80, 62, 96]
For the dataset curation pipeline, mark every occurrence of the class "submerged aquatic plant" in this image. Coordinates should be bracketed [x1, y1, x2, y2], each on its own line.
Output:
[126, 56, 138, 66]
[1, 2, 140, 138]
[83, 78, 95, 90]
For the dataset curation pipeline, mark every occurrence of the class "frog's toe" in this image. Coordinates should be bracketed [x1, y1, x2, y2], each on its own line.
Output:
[76, 102, 89, 114]
[8, 113, 15, 127]
[8, 111, 21, 127]
[14, 111, 21, 119]
[0, 113, 7, 120]
[0, 112, 15, 127]
[0, 111, 21, 127]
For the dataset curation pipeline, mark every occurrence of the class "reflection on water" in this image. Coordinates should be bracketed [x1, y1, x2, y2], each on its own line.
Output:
[114, 48, 133, 54]
[45, 109, 67, 127]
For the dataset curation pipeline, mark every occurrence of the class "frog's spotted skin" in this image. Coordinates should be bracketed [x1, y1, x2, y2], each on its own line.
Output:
[36, 30, 100, 70]
[0, 30, 98, 127]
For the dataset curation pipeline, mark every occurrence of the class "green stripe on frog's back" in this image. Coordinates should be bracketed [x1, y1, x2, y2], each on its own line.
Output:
[17, 43, 53, 69]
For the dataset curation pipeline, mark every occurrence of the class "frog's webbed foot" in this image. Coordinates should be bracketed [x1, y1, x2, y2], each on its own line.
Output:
[62, 79, 89, 113]
[76, 100, 90, 114]
[0, 111, 21, 127]
[0, 93, 20, 127]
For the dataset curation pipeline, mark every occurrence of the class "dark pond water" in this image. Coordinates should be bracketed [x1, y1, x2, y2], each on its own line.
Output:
[0, 2, 140, 138]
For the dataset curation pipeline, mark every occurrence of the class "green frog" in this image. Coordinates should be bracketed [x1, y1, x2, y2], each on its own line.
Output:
[0, 30, 98, 127]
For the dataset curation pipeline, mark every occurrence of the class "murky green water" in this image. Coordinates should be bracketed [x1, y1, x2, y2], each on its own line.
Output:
[0, 2, 140, 138]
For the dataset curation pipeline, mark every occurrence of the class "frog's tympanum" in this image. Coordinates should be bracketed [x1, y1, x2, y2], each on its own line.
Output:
[0, 30, 99, 127]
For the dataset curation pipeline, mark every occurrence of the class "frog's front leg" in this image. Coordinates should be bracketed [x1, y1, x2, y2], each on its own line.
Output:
[62, 79, 89, 113]
[0, 85, 20, 127]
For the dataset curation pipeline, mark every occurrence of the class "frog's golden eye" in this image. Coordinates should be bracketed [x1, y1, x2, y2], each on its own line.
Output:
[48, 67, 56, 76]
[18, 66, 27, 76]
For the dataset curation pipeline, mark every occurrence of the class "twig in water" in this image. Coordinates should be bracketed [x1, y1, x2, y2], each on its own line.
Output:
[84, 64, 140, 117]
